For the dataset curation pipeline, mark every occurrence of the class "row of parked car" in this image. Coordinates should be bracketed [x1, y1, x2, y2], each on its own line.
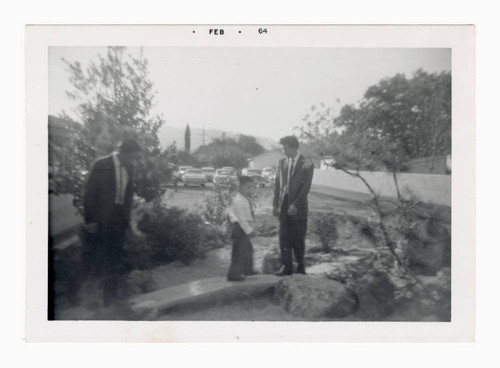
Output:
[171, 165, 276, 188]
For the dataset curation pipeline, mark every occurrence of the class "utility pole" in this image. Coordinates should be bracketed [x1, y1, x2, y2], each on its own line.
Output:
[199, 125, 206, 146]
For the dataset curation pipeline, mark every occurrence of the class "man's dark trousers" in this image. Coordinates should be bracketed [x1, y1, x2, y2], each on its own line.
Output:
[279, 195, 307, 274]
[84, 204, 128, 306]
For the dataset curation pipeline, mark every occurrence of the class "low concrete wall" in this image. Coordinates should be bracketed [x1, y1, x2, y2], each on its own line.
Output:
[313, 169, 451, 207]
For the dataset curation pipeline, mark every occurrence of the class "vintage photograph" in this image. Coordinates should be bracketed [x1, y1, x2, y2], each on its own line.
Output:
[47, 45, 452, 322]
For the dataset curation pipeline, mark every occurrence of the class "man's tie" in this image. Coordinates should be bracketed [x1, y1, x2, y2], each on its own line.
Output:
[118, 163, 123, 204]
[246, 195, 255, 219]
[286, 157, 294, 194]
[117, 162, 128, 205]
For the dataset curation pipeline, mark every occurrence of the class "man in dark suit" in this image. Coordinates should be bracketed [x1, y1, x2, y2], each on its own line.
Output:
[83, 139, 142, 306]
[273, 135, 314, 276]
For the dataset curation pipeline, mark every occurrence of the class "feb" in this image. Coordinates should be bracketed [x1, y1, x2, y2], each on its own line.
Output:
[209, 29, 224, 35]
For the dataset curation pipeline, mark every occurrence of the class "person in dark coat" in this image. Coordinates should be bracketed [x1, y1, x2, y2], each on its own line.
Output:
[82, 139, 142, 306]
[273, 135, 314, 276]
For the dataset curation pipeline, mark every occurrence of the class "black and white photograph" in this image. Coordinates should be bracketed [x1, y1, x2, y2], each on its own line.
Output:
[25, 25, 475, 342]
[47, 44, 452, 321]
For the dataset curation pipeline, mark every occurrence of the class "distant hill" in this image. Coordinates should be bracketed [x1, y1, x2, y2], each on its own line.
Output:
[158, 125, 279, 152]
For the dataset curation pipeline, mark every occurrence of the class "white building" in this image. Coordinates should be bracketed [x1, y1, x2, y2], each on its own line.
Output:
[247, 149, 283, 169]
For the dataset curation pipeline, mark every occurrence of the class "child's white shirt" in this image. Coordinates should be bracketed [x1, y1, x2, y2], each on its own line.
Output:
[227, 192, 254, 235]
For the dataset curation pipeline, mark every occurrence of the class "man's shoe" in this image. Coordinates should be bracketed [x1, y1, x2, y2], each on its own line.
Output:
[245, 270, 259, 276]
[227, 276, 246, 282]
[275, 268, 292, 277]
[296, 265, 306, 275]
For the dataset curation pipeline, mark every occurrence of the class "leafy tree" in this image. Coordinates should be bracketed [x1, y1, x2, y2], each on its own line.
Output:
[55, 46, 169, 204]
[212, 146, 248, 169]
[294, 101, 343, 159]
[237, 134, 265, 156]
[176, 150, 201, 167]
[193, 136, 259, 169]
[184, 124, 191, 153]
[163, 141, 178, 161]
[298, 70, 451, 173]
[356, 70, 451, 160]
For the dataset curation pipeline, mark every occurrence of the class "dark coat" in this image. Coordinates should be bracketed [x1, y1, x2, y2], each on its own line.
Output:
[273, 154, 314, 219]
[83, 155, 134, 231]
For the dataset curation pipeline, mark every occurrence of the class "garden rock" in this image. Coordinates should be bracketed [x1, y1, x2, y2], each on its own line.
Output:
[124, 269, 159, 296]
[262, 246, 282, 274]
[274, 275, 358, 318]
[400, 222, 451, 276]
[356, 270, 397, 320]
[417, 267, 451, 321]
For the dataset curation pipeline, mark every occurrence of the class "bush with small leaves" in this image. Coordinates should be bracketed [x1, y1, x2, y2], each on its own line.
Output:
[136, 201, 226, 266]
[311, 213, 339, 252]
[198, 185, 236, 226]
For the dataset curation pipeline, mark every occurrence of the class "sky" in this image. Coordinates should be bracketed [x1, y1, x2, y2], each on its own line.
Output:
[49, 47, 451, 141]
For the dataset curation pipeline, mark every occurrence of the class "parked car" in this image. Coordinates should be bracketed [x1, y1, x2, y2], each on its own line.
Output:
[248, 174, 268, 188]
[242, 168, 263, 176]
[213, 169, 237, 188]
[182, 169, 207, 187]
[176, 165, 194, 181]
[262, 167, 276, 183]
[221, 166, 235, 171]
[201, 167, 215, 182]
[220, 167, 237, 180]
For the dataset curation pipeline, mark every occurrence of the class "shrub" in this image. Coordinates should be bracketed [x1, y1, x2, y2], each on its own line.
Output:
[198, 185, 235, 226]
[137, 202, 213, 265]
[200, 222, 229, 252]
[311, 213, 339, 252]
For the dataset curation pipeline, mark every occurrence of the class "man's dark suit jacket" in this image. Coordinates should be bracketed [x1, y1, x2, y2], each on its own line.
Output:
[273, 154, 315, 219]
[83, 155, 134, 230]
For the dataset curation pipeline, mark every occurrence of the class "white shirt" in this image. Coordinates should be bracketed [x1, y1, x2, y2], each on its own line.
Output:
[227, 192, 254, 235]
[286, 152, 300, 194]
[112, 152, 129, 205]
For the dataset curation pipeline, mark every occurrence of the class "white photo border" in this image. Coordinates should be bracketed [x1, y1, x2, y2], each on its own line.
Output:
[25, 25, 475, 342]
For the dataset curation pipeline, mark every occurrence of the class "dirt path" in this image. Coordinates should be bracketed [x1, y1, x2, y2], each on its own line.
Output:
[150, 236, 278, 289]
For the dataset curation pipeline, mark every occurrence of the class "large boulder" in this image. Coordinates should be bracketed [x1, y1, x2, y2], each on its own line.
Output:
[399, 220, 451, 276]
[403, 237, 450, 275]
[356, 270, 397, 320]
[274, 275, 358, 318]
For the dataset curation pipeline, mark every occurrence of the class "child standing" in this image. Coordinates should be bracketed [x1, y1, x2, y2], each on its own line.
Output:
[226, 176, 257, 281]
